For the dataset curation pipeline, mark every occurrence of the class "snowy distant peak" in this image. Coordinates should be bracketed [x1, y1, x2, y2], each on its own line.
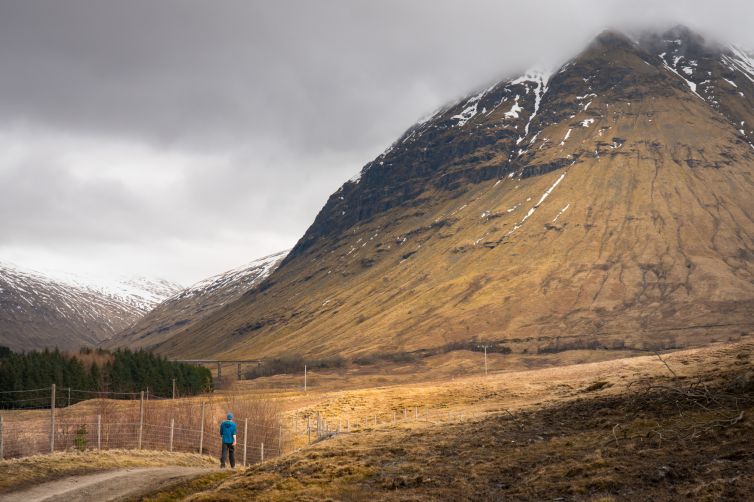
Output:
[103, 250, 290, 351]
[0, 261, 182, 351]
[175, 250, 289, 301]
[0, 261, 182, 314]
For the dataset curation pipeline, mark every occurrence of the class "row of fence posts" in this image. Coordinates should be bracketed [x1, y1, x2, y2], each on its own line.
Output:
[0, 384, 276, 465]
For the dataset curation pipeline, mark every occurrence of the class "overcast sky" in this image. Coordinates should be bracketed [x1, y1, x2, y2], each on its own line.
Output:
[1, 0, 753, 285]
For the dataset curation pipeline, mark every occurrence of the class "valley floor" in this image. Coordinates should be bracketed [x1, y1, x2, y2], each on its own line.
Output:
[1, 342, 751, 501]
[183, 341, 754, 501]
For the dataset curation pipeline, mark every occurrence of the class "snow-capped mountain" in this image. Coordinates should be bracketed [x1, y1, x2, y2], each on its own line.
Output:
[104, 250, 288, 350]
[0, 261, 182, 352]
[149, 26, 754, 360]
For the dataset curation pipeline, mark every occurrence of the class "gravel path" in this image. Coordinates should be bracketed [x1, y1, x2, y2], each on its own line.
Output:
[1, 466, 215, 502]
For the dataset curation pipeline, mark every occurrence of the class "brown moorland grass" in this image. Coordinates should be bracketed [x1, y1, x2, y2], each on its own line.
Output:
[170, 341, 754, 501]
[0, 449, 215, 494]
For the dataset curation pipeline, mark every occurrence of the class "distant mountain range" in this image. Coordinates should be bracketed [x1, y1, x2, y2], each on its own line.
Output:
[0, 261, 182, 352]
[102, 251, 288, 351]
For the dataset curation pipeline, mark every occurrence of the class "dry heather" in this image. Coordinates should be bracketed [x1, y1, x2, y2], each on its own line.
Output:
[173, 342, 754, 501]
[0, 449, 215, 494]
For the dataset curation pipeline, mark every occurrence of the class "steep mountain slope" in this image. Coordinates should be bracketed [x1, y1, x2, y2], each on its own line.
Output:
[0, 262, 181, 352]
[105, 251, 288, 350]
[155, 27, 754, 360]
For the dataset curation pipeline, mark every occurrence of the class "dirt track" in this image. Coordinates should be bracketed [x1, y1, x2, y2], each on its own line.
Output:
[1, 466, 215, 502]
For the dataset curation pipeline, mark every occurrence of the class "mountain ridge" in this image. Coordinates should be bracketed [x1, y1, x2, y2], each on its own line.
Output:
[103, 250, 289, 350]
[137, 26, 754, 359]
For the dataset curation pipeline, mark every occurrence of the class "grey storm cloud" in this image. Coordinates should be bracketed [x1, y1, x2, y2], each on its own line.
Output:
[1, 0, 753, 283]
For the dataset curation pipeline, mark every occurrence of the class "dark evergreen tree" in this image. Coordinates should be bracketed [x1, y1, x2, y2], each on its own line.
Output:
[0, 347, 212, 408]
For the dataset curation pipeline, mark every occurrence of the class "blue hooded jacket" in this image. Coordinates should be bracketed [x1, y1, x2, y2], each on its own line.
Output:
[220, 414, 237, 444]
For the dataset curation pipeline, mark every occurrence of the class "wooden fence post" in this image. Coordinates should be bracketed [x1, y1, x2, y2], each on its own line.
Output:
[260, 442, 264, 462]
[198, 402, 205, 454]
[347, 419, 350, 432]
[403, 408, 407, 420]
[415, 407, 418, 420]
[50, 384, 56, 453]
[172, 379, 176, 400]
[243, 418, 248, 467]
[97, 414, 102, 450]
[138, 391, 144, 449]
[169, 418, 175, 452]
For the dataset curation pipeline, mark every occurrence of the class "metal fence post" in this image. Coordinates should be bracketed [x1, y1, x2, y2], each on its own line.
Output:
[170, 418, 175, 452]
[50, 384, 56, 453]
[137, 391, 144, 449]
[243, 418, 248, 467]
[97, 414, 102, 450]
[198, 401, 205, 454]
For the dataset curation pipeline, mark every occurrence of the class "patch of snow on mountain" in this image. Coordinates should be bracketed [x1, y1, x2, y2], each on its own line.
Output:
[726, 45, 754, 83]
[174, 250, 289, 301]
[451, 83, 496, 127]
[505, 95, 523, 119]
[511, 67, 553, 144]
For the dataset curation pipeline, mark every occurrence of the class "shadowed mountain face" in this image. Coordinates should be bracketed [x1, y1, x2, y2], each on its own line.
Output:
[153, 27, 754, 360]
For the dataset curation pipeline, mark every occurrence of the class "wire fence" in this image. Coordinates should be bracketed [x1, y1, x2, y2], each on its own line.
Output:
[0, 385, 284, 465]
[0, 385, 494, 466]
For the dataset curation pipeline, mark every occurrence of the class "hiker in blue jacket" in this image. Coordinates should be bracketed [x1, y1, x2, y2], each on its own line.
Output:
[220, 412, 237, 468]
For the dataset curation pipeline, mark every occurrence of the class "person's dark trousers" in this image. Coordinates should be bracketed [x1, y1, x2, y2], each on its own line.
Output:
[220, 442, 236, 468]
